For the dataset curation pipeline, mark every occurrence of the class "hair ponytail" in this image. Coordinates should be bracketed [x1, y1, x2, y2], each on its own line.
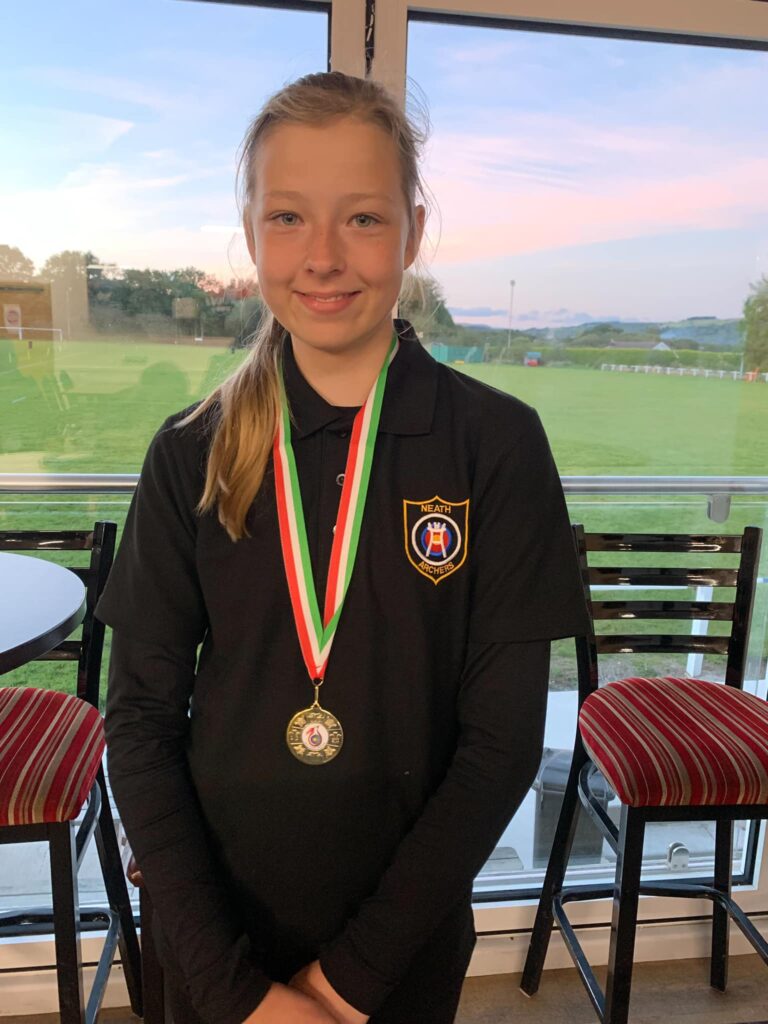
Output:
[178, 309, 285, 541]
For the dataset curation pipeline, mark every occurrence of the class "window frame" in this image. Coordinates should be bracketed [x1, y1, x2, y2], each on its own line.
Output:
[2, 0, 767, 1005]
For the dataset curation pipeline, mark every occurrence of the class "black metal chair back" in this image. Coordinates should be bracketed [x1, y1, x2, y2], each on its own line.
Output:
[573, 526, 762, 701]
[0, 522, 116, 708]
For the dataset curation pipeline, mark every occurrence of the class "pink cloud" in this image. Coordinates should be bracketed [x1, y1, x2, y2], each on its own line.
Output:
[422, 155, 768, 264]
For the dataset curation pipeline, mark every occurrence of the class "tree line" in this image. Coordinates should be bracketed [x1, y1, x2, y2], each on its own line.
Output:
[0, 245, 261, 342]
[1, 243, 766, 369]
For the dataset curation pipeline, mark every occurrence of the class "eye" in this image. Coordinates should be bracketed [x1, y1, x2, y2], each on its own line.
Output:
[353, 214, 380, 227]
[271, 212, 299, 226]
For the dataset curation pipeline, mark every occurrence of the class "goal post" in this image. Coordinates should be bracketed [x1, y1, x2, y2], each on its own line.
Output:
[0, 325, 64, 345]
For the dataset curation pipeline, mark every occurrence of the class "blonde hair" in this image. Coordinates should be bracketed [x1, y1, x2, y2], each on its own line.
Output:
[179, 71, 434, 541]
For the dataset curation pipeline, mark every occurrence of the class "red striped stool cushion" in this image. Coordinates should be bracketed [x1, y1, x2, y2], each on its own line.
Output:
[579, 676, 768, 807]
[0, 688, 105, 826]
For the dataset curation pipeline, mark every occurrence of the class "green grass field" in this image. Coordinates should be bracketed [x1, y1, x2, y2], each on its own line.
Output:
[3, 336, 767, 475]
[2, 337, 766, 702]
[462, 362, 768, 476]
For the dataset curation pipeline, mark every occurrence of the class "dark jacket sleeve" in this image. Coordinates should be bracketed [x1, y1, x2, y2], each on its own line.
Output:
[95, 410, 208, 648]
[105, 632, 272, 1024]
[466, 408, 590, 643]
[96, 414, 271, 1023]
[318, 637, 551, 1015]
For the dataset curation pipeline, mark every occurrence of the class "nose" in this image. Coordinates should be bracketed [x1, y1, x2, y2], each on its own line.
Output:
[304, 225, 344, 275]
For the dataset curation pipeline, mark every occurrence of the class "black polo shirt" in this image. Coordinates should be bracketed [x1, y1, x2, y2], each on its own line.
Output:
[96, 318, 590, 1022]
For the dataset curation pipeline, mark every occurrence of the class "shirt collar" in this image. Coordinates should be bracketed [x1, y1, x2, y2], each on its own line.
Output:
[281, 318, 438, 439]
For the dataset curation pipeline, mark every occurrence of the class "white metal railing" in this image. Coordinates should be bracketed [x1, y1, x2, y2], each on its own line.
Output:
[2, 473, 768, 522]
[600, 363, 768, 382]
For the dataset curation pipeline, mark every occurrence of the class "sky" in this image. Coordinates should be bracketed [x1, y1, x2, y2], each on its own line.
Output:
[2, 0, 767, 329]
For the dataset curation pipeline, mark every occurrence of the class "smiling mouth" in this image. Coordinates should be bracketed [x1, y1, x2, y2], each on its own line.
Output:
[299, 291, 360, 302]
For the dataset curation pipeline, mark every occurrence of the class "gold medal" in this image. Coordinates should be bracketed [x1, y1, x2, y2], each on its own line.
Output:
[286, 686, 343, 765]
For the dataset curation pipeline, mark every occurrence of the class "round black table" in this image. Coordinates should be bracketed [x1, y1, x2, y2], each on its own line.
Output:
[0, 552, 87, 675]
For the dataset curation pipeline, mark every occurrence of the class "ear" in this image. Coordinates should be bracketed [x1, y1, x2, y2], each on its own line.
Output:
[404, 204, 426, 271]
[243, 206, 257, 265]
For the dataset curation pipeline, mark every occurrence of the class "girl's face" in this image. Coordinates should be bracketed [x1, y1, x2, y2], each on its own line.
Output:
[244, 116, 425, 358]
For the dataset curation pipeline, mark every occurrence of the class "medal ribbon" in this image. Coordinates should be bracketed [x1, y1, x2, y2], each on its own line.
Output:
[273, 333, 399, 682]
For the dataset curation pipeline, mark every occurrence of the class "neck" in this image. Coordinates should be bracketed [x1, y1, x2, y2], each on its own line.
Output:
[290, 327, 395, 406]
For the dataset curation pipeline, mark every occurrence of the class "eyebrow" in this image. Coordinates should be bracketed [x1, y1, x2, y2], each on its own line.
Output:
[264, 189, 394, 204]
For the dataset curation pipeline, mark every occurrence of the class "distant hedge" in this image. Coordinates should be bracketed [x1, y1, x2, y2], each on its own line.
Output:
[540, 347, 741, 370]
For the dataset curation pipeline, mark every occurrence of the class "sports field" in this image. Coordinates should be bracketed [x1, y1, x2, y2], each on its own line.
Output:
[2, 337, 766, 476]
[2, 337, 766, 699]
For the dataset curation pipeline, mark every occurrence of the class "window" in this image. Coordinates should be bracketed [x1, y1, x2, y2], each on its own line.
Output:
[0, 0, 329, 918]
[1, 0, 766, 935]
[405, 13, 768, 897]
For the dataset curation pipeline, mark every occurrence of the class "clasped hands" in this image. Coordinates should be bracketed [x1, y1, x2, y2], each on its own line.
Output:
[290, 960, 369, 1023]
[244, 959, 369, 1023]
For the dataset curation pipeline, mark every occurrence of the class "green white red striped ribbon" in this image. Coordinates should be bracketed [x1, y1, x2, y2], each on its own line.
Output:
[273, 333, 399, 682]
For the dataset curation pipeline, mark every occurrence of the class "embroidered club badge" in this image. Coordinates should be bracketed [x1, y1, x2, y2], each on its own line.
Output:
[403, 496, 469, 585]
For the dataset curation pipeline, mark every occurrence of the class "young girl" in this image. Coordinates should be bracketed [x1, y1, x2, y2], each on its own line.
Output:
[96, 71, 589, 1024]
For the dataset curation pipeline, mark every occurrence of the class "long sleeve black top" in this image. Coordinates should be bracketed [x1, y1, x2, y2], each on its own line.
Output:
[97, 320, 590, 1022]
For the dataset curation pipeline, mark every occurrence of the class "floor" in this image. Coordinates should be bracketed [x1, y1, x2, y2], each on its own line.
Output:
[4, 955, 765, 1023]
[455, 956, 767, 1023]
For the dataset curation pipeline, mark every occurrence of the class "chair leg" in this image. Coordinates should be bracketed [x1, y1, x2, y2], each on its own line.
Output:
[140, 887, 168, 1024]
[604, 805, 645, 1024]
[710, 818, 733, 992]
[521, 743, 590, 996]
[49, 822, 86, 1024]
[94, 765, 144, 1016]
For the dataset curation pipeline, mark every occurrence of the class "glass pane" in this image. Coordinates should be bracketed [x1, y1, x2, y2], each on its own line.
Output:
[1, 0, 327, 475]
[405, 18, 768, 896]
[474, 492, 768, 896]
[3, 490, 765, 913]
[0, 0, 327, 918]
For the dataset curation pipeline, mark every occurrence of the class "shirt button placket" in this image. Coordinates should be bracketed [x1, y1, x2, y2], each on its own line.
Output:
[328, 429, 350, 540]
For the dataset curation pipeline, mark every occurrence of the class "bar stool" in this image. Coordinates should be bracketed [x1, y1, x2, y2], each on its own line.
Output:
[521, 525, 768, 1024]
[0, 523, 142, 1022]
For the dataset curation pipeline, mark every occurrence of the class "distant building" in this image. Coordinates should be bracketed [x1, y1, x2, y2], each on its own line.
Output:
[524, 351, 543, 366]
[0, 278, 55, 339]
